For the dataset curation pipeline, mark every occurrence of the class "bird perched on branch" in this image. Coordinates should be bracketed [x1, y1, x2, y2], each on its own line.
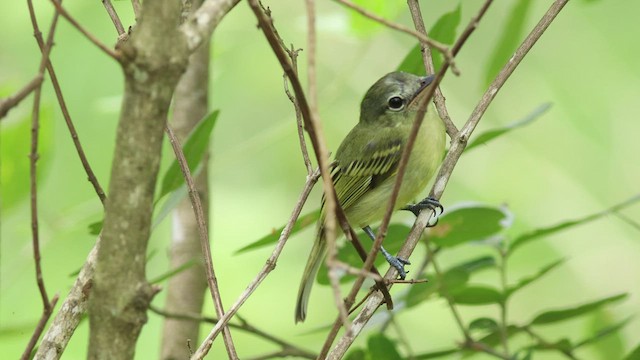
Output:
[295, 71, 446, 323]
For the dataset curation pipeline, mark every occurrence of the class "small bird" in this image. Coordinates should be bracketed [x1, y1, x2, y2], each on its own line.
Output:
[295, 71, 446, 323]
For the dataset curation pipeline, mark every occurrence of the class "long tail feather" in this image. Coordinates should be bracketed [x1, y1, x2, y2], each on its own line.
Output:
[295, 225, 326, 323]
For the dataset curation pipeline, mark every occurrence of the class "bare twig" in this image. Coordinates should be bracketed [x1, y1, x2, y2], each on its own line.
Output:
[20, 295, 59, 360]
[304, 0, 351, 332]
[326, 0, 569, 356]
[191, 169, 321, 359]
[131, 0, 141, 20]
[283, 73, 313, 174]
[26, 0, 62, 316]
[406, 0, 458, 138]
[48, 0, 119, 59]
[150, 306, 317, 359]
[0, 75, 43, 119]
[21, 0, 58, 352]
[102, 0, 125, 36]
[333, 0, 457, 74]
[29, 1, 107, 205]
[165, 124, 238, 358]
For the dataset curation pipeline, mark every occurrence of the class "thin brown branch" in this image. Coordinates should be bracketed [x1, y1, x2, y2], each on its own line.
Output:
[150, 306, 317, 359]
[29, 1, 107, 204]
[284, 73, 313, 174]
[20, 295, 59, 360]
[326, 0, 569, 356]
[161, 8, 211, 356]
[333, 0, 457, 74]
[26, 0, 62, 314]
[102, 0, 125, 36]
[131, 0, 141, 20]
[48, 0, 119, 59]
[406, 0, 458, 138]
[0, 75, 43, 119]
[191, 169, 321, 359]
[165, 124, 238, 359]
[305, 0, 350, 333]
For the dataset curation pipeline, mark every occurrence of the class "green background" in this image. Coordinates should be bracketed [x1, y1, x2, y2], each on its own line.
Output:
[1, 0, 639, 358]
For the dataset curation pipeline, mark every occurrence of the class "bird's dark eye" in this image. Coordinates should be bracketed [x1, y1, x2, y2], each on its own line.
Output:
[387, 96, 404, 110]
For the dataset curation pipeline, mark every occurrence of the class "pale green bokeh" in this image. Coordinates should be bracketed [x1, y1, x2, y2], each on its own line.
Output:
[1, 0, 639, 358]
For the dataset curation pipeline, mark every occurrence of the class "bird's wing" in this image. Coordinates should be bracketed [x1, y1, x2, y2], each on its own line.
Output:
[331, 134, 404, 211]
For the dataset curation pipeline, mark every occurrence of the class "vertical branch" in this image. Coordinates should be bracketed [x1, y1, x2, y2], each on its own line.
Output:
[160, 0, 213, 355]
[305, 0, 351, 330]
[406, 0, 457, 138]
[165, 124, 238, 359]
[22, 3, 63, 356]
[102, 0, 125, 35]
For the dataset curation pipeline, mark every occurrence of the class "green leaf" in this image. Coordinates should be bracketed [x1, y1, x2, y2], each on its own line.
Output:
[450, 255, 496, 273]
[157, 110, 219, 203]
[149, 259, 197, 284]
[506, 259, 564, 297]
[624, 343, 640, 360]
[396, 5, 462, 75]
[396, 45, 425, 76]
[466, 103, 552, 152]
[530, 293, 628, 325]
[414, 348, 459, 359]
[429, 4, 461, 72]
[88, 220, 103, 235]
[484, 0, 534, 86]
[367, 333, 402, 360]
[476, 325, 521, 347]
[348, 0, 404, 36]
[405, 277, 439, 308]
[0, 108, 54, 212]
[344, 348, 367, 360]
[317, 224, 412, 285]
[468, 317, 498, 333]
[406, 256, 495, 308]
[530, 338, 574, 352]
[235, 209, 320, 254]
[152, 185, 188, 230]
[574, 316, 632, 349]
[431, 204, 512, 248]
[450, 285, 502, 305]
[509, 195, 640, 254]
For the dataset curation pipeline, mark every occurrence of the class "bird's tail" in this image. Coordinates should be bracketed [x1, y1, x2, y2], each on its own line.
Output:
[295, 224, 327, 323]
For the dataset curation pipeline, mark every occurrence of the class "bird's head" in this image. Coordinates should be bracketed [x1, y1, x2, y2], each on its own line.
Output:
[359, 71, 435, 126]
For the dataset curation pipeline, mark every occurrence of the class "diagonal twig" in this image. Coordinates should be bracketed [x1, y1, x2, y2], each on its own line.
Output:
[407, 0, 458, 138]
[48, 0, 119, 59]
[0, 75, 43, 119]
[332, 0, 457, 75]
[165, 124, 238, 358]
[191, 168, 321, 359]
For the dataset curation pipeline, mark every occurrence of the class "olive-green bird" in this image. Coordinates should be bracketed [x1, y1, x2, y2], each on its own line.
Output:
[295, 71, 446, 323]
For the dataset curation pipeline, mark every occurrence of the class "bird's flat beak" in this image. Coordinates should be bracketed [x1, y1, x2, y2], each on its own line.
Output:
[408, 74, 436, 108]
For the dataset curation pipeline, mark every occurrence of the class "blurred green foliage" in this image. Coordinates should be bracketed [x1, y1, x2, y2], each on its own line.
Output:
[1, 0, 639, 359]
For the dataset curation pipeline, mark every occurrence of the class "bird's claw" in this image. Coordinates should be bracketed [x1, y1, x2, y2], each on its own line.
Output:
[402, 197, 443, 228]
[386, 256, 411, 280]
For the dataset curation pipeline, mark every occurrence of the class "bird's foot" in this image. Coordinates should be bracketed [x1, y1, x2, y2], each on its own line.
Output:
[380, 246, 410, 280]
[402, 197, 444, 228]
